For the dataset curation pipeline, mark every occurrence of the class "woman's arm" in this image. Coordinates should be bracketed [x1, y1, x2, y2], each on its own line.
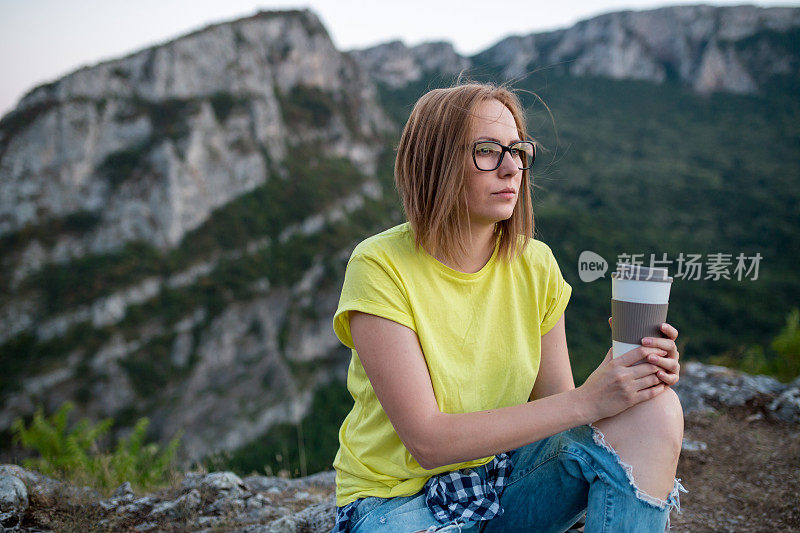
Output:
[531, 315, 682, 402]
[529, 313, 575, 400]
[350, 310, 667, 470]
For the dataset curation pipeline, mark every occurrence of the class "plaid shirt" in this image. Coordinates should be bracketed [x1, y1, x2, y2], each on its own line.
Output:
[332, 452, 513, 532]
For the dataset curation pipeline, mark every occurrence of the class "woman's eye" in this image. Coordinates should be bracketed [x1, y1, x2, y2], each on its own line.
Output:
[475, 144, 498, 156]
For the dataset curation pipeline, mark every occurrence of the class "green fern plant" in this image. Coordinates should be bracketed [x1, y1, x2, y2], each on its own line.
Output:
[108, 417, 182, 489]
[11, 402, 182, 494]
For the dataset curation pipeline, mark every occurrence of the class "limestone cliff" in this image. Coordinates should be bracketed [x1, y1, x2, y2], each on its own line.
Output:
[0, 9, 391, 465]
[355, 5, 800, 95]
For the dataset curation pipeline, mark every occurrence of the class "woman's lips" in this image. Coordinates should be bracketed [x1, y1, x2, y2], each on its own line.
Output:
[492, 189, 516, 199]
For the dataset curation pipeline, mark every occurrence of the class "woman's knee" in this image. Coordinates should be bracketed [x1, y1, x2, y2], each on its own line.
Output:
[595, 387, 684, 457]
[627, 387, 684, 453]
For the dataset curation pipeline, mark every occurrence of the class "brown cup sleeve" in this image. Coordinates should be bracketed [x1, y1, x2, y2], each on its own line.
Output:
[611, 299, 670, 345]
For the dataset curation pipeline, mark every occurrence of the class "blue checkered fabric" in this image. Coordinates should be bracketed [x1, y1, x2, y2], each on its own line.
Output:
[331, 452, 513, 532]
[331, 500, 357, 533]
[424, 452, 513, 524]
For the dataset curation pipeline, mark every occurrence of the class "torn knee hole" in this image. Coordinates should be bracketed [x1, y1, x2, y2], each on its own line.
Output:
[588, 423, 677, 510]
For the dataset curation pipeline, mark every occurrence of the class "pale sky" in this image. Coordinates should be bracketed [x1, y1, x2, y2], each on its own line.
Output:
[1, 0, 798, 117]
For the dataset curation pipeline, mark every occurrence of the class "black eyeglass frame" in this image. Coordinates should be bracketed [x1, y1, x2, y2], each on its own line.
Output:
[471, 140, 536, 172]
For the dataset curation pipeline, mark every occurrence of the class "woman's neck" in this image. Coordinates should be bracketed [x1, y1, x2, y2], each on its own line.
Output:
[434, 223, 497, 274]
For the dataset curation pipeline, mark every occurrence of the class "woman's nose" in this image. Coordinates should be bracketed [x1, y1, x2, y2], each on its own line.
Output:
[498, 150, 518, 176]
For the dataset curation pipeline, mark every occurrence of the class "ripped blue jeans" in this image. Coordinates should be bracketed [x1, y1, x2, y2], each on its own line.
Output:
[347, 424, 686, 532]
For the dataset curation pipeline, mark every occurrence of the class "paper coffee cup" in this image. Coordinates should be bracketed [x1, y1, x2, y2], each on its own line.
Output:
[611, 264, 673, 358]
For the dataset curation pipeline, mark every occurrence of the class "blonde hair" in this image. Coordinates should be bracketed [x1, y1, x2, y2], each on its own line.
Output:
[395, 82, 534, 264]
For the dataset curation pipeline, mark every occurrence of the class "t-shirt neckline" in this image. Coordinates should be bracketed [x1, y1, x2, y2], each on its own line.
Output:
[412, 227, 500, 281]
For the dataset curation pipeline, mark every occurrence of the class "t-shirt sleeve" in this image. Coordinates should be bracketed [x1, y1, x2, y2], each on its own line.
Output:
[333, 252, 416, 349]
[539, 246, 572, 335]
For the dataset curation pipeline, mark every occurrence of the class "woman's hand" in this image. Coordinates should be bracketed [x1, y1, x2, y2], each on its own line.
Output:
[641, 322, 681, 387]
[577, 344, 669, 422]
[609, 317, 681, 387]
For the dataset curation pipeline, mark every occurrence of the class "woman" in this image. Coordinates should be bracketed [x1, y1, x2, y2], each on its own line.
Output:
[331, 82, 686, 532]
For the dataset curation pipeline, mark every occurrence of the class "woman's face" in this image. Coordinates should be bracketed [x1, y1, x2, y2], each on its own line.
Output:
[464, 99, 523, 230]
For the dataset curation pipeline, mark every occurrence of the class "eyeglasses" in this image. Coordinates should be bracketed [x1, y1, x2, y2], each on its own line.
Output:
[472, 140, 535, 172]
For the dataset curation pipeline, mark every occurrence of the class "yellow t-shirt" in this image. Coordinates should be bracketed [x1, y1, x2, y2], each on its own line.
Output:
[332, 222, 572, 506]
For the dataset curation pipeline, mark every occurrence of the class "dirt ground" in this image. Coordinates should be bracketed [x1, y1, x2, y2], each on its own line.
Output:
[669, 401, 800, 532]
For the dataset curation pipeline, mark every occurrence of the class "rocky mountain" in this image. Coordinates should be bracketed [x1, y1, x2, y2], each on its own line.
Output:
[0, 9, 393, 466]
[349, 40, 470, 88]
[354, 5, 800, 95]
[0, 9, 388, 259]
